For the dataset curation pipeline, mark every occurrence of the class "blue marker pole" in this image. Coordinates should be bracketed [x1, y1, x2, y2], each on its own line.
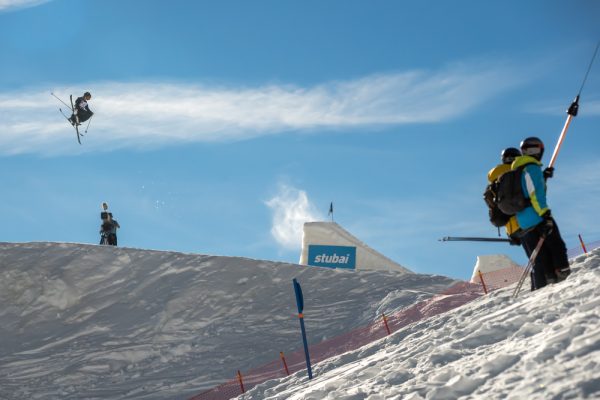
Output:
[293, 278, 313, 380]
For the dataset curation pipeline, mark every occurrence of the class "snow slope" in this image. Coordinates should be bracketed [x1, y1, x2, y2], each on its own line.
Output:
[0, 242, 455, 400]
[241, 248, 600, 400]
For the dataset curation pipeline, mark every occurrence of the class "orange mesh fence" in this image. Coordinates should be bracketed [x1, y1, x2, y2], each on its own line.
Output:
[188, 239, 599, 400]
[386, 281, 485, 333]
[475, 266, 524, 290]
[188, 280, 490, 400]
[188, 379, 241, 400]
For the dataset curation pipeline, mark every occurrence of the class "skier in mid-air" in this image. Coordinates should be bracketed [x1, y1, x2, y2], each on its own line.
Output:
[100, 202, 120, 246]
[68, 92, 94, 126]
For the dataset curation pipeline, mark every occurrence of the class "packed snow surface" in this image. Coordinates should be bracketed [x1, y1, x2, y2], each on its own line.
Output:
[242, 249, 600, 400]
[0, 242, 451, 399]
[1, 242, 599, 399]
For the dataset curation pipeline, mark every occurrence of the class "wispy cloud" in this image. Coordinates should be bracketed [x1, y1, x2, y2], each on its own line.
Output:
[582, 99, 600, 116]
[0, 0, 50, 12]
[526, 97, 600, 116]
[265, 184, 324, 250]
[0, 61, 527, 155]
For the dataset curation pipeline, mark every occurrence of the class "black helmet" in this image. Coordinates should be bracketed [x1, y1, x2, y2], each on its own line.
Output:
[84, 92, 92, 98]
[520, 137, 544, 160]
[501, 147, 521, 164]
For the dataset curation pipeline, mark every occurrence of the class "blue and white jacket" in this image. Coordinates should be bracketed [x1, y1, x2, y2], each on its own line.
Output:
[512, 155, 549, 230]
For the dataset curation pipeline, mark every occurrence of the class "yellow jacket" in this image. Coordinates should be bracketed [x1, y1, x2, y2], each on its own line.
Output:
[487, 164, 521, 236]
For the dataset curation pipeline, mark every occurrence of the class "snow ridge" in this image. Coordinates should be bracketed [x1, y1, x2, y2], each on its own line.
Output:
[0, 242, 455, 399]
[241, 249, 600, 400]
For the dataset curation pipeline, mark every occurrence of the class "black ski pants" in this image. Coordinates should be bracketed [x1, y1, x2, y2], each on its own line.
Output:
[73, 109, 93, 123]
[521, 217, 568, 291]
[100, 233, 118, 246]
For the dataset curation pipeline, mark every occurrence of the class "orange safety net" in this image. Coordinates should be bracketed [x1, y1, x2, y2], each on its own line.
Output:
[188, 240, 599, 400]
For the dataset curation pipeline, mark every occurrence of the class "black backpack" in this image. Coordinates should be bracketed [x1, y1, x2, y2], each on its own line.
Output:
[483, 182, 511, 227]
[496, 165, 530, 216]
[101, 221, 114, 232]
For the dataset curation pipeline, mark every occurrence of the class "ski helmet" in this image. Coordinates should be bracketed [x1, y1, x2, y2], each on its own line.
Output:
[84, 92, 92, 99]
[520, 137, 544, 160]
[501, 147, 521, 165]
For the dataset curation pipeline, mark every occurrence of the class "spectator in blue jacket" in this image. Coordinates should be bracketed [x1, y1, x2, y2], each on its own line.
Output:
[513, 137, 570, 290]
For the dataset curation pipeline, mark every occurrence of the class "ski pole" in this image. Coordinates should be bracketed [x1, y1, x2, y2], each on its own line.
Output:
[548, 41, 599, 168]
[439, 236, 511, 243]
[512, 236, 546, 298]
[85, 115, 93, 134]
[50, 92, 71, 109]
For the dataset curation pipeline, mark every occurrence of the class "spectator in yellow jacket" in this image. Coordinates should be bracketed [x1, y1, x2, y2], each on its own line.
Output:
[485, 148, 522, 241]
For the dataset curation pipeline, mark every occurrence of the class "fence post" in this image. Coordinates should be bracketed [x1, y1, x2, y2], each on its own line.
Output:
[478, 270, 488, 294]
[578, 234, 588, 254]
[280, 351, 290, 376]
[237, 370, 245, 394]
[382, 313, 391, 335]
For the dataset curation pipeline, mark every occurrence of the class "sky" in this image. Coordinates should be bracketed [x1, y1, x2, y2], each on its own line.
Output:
[1, 0, 599, 279]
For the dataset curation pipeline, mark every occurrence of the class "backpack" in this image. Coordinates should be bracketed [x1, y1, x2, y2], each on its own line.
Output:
[495, 165, 530, 216]
[101, 221, 114, 233]
[483, 182, 511, 227]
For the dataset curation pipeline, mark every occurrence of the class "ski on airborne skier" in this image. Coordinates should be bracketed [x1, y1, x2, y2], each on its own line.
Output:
[51, 92, 82, 145]
[69, 95, 82, 145]
[58, 108, 82, 145]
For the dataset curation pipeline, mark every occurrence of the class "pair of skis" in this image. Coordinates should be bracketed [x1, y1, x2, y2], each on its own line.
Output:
[51, 92, 85, 144]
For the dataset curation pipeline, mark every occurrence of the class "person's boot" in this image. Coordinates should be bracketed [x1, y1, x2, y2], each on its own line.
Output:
[555, 267, 571, 282]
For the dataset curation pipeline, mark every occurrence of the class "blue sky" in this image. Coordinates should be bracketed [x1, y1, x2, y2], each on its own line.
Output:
[1, 0, 599, 279]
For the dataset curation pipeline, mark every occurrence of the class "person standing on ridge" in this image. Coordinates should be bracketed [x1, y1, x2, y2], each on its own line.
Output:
[100, 202, 120, 246]
[69, 92, 93, 126]
[484, 147, 522, 243]
[512, 137, 570, 290]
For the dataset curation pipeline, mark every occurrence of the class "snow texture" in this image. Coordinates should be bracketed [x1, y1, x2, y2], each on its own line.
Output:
[0, 242, 453, 399]
[1, 242, 599, 399]
[242, 248, 600, 400]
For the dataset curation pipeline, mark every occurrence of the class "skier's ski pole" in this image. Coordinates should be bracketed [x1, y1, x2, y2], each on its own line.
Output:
[548, 41, 599, 168]
[51, 92, 71, 109]
[439, 236, 511, 243]
[85, 115, 93, 134]
[512, 236, 546, 298]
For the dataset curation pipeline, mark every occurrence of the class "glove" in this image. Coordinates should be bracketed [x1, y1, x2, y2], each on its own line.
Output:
[543, 167, 554, 180]
[540, 211, 554, 236]
[509, 235, 521, 246]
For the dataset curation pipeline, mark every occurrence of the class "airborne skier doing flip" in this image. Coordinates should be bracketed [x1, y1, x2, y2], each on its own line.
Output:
[68, 92, 94, 126]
